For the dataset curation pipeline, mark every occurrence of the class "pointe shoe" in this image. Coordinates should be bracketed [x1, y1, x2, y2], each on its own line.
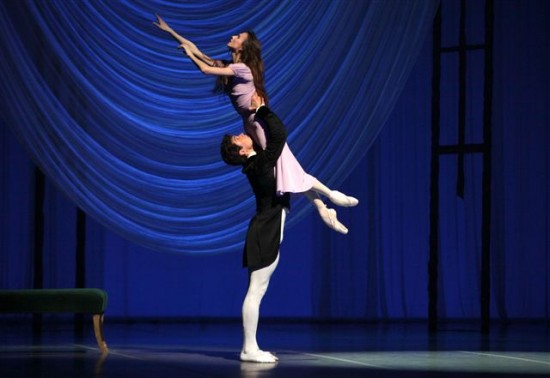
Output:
[240, 350, 278, 363]
[320, 207, 348, 235]
[328, 190, 359, 207]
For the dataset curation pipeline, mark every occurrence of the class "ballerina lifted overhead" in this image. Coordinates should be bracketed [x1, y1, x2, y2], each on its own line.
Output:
[154, 15, 358, 234]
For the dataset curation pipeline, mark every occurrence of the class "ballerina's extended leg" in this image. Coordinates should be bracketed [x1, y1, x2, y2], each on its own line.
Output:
[319, 206, 348, 235]
[328, 190, 359, 207]
[304, 191, 348, 235]
[310, 179, 359, 208]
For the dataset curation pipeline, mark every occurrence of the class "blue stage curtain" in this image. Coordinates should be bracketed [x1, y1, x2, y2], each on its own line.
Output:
[0, 0, 438, 254]
[1, 0, 548, 320]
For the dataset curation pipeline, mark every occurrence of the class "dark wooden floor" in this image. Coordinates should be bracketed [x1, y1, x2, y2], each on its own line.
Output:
[1, 318, 549, 377]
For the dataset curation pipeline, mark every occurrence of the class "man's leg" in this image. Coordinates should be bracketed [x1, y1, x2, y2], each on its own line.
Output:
[241, 254, 279, 362]
[241, 210, 286, 363]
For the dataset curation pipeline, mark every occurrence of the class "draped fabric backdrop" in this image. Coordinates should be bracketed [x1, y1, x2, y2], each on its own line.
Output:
[0, 0, 438, 253]
[1, 0, 549, 320]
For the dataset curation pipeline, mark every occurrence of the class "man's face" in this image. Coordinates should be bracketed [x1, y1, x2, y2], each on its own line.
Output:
[232, 133, 253, 156]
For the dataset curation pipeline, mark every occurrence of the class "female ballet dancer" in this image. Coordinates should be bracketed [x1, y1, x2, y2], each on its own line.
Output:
[154, 15, 358, 234]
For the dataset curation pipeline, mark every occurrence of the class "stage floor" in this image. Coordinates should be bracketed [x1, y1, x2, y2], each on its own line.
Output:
[1, 319, 549, 377]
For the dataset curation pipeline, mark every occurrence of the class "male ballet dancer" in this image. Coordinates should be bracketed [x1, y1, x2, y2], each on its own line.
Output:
[220, 93, 288, 363]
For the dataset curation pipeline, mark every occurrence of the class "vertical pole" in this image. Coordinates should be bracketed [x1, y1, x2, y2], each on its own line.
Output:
[30, 6, 46, 337]
[456, 0, 467, 198]
[481, 0, 494, 333]
[428, 3, 442, 333]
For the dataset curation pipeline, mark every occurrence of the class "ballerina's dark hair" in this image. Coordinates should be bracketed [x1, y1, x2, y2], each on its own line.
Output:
[215, 31, 269, 105]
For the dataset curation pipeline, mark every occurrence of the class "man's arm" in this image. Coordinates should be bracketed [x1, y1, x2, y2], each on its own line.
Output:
[255, 106, 287, 166]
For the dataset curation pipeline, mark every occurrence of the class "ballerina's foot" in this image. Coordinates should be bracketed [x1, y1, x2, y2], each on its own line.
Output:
[328, 190, 359, 207]
[320, 207, 348, 235]
[240, 350, 278, 363]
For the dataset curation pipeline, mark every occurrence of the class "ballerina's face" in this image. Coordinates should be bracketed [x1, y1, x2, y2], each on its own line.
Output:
[227, 32, 248, 51]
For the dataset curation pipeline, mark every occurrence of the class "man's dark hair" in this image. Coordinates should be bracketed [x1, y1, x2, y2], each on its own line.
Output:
[220, 134, 247, 166]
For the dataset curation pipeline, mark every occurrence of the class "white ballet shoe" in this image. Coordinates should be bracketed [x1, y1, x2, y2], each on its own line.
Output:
[319, 207, 348, 235]
[264, 351, 278, 361]
[328, 190, 359, 207]
[240, 350, 278, 363]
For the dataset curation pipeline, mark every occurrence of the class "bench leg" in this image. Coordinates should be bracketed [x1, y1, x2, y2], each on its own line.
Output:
[93, 314, 108, 353]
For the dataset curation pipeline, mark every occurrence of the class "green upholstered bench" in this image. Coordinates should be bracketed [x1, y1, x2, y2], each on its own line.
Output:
[0, 288, 108, 353]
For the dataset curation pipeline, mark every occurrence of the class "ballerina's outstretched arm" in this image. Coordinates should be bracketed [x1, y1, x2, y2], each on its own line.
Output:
[179, 44, 234, 76]
[154, 14, 219, 67]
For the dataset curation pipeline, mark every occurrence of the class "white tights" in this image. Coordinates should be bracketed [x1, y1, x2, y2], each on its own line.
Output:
[240, 209, 286, 363]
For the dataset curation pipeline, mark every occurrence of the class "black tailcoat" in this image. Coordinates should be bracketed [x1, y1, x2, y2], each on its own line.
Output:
[241, 106, 290, 269]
